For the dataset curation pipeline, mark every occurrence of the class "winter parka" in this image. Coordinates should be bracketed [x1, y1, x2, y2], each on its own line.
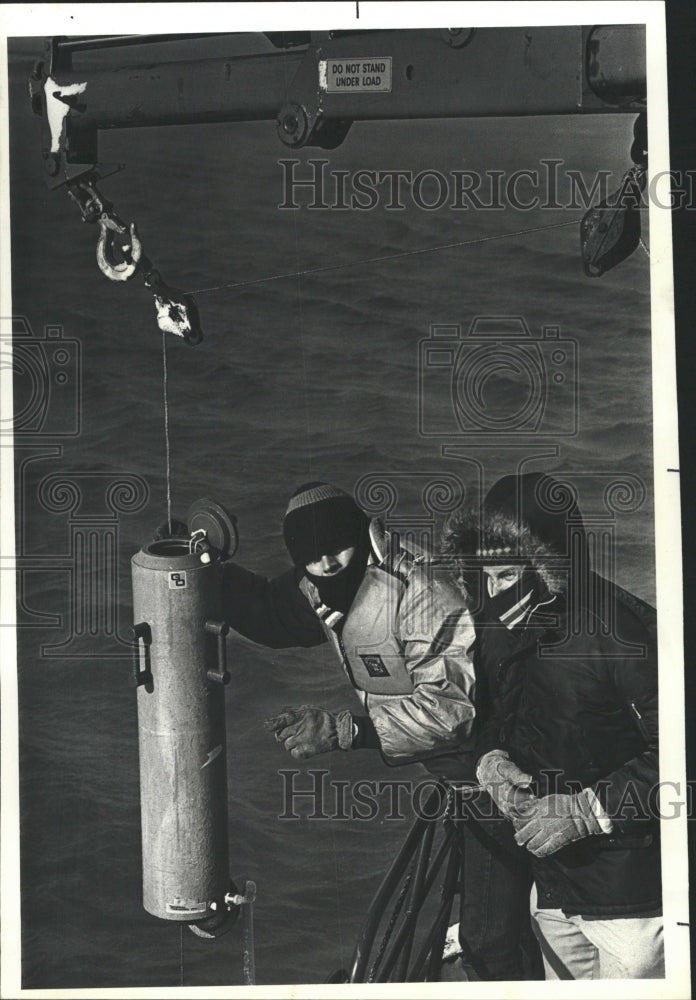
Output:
[444, 473, 661, 917]
[223, 519, 476, 764]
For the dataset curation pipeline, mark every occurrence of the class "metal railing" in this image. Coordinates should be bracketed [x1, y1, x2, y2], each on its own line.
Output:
[343, 784, 482, 983]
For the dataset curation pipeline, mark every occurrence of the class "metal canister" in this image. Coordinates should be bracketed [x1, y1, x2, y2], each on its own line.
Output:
[131, 534, 231, 926]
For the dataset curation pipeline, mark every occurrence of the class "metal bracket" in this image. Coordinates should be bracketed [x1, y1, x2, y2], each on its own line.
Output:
[580, 166, 646, 277]
[225, 881, 257, 908]
[145, 270, 204, 345]
[187, 878, 242, 940]
[276, 35, 352, 149]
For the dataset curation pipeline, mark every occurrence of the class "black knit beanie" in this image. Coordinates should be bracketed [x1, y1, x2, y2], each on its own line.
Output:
[283, 482, 369, 566]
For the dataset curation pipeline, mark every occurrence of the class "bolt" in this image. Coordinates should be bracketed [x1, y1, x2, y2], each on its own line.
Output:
[277, 103, 309, 147]
[441, 27, 475, 48]
[281, 113, 299, 136]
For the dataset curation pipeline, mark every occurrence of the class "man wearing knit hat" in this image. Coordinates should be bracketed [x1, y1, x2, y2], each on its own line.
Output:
[442, 471, 663, 980]
[222, 481, 476, 766]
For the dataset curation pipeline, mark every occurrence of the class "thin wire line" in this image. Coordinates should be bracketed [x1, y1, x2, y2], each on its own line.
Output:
[187, 217, 583, 298]
[162, 331, 173, 534]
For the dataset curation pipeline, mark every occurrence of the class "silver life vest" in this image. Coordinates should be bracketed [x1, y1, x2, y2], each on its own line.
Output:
[299, 558, 415, 696]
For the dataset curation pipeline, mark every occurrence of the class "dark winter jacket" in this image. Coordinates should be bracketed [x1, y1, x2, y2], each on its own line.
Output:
[444, 472, 661, 917]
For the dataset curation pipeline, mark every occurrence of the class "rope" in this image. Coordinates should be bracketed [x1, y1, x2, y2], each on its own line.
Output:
[162, 331, 173, 534]
[187, 217, 583, 298]
[368, 860, 416, 983]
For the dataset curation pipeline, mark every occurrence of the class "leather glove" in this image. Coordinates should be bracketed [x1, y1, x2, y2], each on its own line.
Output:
[512, 791, 610, 857]
[476, 749, 535, 819]
[265, 705, 354, 760]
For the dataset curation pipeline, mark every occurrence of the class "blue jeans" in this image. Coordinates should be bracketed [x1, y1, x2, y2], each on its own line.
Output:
[457, 802, 542, 981]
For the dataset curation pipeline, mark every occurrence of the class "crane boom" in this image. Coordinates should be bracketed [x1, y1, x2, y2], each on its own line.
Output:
[31, 26, 646, 184]
[26, 25, 649, 338]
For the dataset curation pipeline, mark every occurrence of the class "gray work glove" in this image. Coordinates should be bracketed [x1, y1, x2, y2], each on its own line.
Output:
[265, 705, 354, 760]
[512, 791, 610, 857]
[476, 749, 535, 819]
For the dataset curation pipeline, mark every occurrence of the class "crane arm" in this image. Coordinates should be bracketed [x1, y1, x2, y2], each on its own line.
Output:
[30, 27, 646, 185]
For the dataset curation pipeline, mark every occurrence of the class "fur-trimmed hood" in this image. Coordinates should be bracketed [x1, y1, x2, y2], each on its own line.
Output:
[441, 473, 587, 598]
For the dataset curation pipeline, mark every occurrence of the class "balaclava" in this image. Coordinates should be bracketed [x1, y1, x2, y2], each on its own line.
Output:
[479, 472, 584, 624]
[283, 482, 370, 613]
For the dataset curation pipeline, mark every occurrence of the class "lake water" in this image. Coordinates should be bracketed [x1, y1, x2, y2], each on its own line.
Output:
[7, 33, 655, 988]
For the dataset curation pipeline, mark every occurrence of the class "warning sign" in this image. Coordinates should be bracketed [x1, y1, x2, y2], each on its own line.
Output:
[319, 58, 392, 93]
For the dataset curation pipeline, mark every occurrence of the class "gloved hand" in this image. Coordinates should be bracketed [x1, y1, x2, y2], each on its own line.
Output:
[476, 749, 535, 819]
[265, 705, 354, 760]
[512, 791, 611, 857]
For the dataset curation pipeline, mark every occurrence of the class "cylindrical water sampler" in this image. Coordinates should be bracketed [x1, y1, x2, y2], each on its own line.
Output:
[131, 499, 238, 936]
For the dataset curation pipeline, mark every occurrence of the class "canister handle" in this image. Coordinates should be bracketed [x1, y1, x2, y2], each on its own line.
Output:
[132, 621, 153, 690]
[205, 620, 231, 685]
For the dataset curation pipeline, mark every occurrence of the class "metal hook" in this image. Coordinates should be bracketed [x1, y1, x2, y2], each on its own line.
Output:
[66, 174, 202, 340]
[96, 214, 142, 282]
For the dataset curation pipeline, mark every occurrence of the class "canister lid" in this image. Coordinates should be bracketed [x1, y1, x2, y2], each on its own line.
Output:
[186, 498, 238, 559]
